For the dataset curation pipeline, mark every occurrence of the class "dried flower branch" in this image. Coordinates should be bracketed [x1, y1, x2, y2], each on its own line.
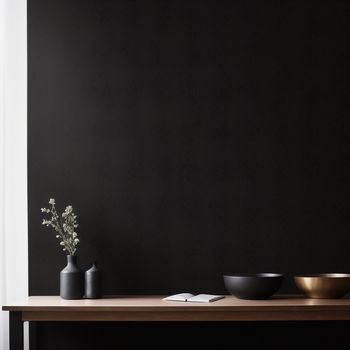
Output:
[41, 198, 80, 255]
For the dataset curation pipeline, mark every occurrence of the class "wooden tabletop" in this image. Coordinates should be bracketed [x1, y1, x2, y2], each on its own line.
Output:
[3, 295, 350, 321]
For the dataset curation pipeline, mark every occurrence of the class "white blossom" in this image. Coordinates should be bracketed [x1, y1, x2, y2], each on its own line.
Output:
[41, 198, 80, 256]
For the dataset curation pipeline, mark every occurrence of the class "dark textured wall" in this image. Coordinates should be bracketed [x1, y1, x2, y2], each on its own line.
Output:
[28, 0, 350, 348]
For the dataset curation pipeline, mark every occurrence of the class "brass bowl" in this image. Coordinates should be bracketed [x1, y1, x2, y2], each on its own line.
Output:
[294, 274, 350, 299]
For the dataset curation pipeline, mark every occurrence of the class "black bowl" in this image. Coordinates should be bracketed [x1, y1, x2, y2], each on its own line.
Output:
[223, 273, 283, 300]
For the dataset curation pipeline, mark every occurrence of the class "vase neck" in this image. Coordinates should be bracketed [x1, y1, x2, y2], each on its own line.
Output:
[67, 255, 77, 264]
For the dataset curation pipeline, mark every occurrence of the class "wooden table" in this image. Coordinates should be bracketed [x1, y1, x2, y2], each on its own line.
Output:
[4, 295, 350, 350]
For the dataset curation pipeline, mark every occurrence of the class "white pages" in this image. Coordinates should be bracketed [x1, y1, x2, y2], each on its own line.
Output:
[163, 293, 224, 303]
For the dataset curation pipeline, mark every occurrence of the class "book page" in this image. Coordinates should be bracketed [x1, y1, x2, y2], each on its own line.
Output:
[187, 294, 225, 303]
[162, 293, 194, 302]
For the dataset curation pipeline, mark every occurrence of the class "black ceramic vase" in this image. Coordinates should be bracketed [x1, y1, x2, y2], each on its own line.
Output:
[60, 255, 83, 299]
[84, 263, 102, 299]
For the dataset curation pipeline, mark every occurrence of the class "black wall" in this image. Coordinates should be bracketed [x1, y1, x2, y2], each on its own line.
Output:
[28, 0, 350, 348]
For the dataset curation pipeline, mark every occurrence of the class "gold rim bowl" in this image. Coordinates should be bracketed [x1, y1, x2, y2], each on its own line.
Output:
[294, 273, 350, 299]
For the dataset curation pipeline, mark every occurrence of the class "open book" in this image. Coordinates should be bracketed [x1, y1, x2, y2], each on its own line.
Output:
[162, 293, 225, 303]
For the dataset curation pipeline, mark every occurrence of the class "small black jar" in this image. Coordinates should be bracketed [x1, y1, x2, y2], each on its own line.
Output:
[85, 263, 102, 299]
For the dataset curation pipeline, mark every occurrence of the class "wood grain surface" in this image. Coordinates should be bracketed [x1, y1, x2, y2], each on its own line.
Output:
[4, 295, 350, 321]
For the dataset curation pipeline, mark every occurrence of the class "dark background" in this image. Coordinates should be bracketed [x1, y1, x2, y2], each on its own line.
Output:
[28, 0, 350, 348]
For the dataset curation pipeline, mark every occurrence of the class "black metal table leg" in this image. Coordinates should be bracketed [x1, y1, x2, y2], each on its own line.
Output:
[9, 312, 23, 350]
